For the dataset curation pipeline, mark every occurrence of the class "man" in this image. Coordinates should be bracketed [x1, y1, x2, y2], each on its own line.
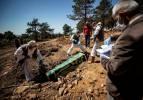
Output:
[89, 22, 102, 63]
[83, 22, 91, 48]
[67, 31, 87, 56]
[92, 22, 102, 42]
[14, 40, 44, 82]
[100, 0, 143, 100]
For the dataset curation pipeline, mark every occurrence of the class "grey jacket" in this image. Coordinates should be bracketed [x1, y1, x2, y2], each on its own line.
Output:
[101, 15, 143, 100]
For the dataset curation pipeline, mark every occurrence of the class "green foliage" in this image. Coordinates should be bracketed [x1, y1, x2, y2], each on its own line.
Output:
[39, 22, 54, 39]
[26, 18, 40, 41]
[4, 31, 16, 41]
[76, 19, 85, 32]
[26, 18, 54, 40]
[68, 0, 95, 23]
[0, 33, 4, 40]
[63, 24, 73, 35]
[93, 0, 113, 28]
[0, 39, 9, 46]
[21, 33, 29, 39]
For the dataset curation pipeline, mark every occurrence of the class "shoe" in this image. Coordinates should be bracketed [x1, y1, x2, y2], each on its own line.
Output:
[67, 54, 71, 58]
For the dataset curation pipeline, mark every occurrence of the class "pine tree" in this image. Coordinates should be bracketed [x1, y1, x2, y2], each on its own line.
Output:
[26, 18, 40, 41]
[63, 24, 73, 35]
[68, 0, 95, 23]
[93, 0, 112, 28]
[39, 22, 54, 39]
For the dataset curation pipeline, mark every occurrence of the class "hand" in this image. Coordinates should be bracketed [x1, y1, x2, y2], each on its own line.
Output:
[78, 41, 81, 45]
[100, 54, 110, 60]
[39, 60, 43, 65]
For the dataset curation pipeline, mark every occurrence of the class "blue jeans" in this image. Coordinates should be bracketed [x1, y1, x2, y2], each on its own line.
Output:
[85, 35, 90, 48]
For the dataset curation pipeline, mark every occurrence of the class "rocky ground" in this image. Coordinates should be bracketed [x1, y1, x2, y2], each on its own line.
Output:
[0, 32, 120, 100]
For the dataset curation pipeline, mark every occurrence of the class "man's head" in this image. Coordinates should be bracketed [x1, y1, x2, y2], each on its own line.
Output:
[97, 22, 102, 27]
[112, 0, 139, 20]
[97, 22, 102, 25]
[28, 40, 37, 50]
[112, 0, 143, 30]
[76, 31, 80, 36]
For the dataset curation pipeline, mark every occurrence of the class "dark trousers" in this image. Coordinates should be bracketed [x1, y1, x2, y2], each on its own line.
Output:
[85, 35, 90, 48]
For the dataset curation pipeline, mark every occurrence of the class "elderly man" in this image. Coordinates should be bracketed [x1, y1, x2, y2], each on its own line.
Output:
[100, 0, 143, 100]
[14, 40, 43, 82]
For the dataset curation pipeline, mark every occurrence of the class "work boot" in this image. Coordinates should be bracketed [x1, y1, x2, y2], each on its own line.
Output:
[88, 56, 95, 63]
[84, 52, 89, 60]
[67, 54, 72, 59]
[91, 56, 95, 63]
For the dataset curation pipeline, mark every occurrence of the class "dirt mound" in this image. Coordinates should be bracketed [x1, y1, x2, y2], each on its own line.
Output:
[0, 33, 118, 99]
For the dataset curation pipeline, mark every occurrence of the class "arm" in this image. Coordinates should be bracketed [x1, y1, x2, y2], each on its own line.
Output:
[111, 34, 121, 41]
[101, 33, 136, 77]
[36, 49, 43, 64]
[70, 34, 74, 41]
[14, 47, 25, 64]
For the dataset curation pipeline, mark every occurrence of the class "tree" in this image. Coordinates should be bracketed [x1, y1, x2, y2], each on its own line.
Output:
[63, 24, 73, 35]
[4, 31, 16, 41]
[0, 33, 4, 40]
[39, 22, 54, 39]
[21, 33, 29, 39]
[93, 0, 112, 28]
[26, 18, 40, 41]
[68, 0, 95, 23]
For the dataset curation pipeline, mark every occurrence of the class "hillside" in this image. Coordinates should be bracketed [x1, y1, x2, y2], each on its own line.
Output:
[0, 32, 120, 100]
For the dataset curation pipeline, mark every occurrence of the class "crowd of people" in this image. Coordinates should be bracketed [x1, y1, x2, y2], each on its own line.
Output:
[14, 0, 143, 99]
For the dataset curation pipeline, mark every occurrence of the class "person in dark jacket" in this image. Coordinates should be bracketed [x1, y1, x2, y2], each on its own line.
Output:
[100, 0, 143, 100]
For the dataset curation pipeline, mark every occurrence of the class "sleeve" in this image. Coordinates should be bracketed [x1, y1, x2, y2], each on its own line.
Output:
[14, 47, 25, 63]
[101, 33, 136, 77]
[70, 34, 74, 41]
[36, 49, 43, 63]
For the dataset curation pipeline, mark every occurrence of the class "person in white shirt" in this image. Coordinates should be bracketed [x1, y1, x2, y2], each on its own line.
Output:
[89, 22, 102, 63]
[93, 22, 102, 42]
[67, 31, 86, 56]
[14, 40, 43, 82]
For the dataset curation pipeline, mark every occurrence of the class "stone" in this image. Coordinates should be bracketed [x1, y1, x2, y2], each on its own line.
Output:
[41, 82, 49, 87]
[67, 84, 73, 89]
[89, 80, 96, 85]
[63, 88, 69, 95]
[59, 87, 65, 96]
[27, 93, 37, 99]
[77, 69, 82, 73]
[51, 83, 60, 90]
[73, 80, 78, 85]
[14, 86, 29, 94]
[30, 83, 41, 89]
[76, 73, 80, 78]
[101, 84, 105, 88]
[57, 78, 63, 85]
[100, 71, 104, 74]
[11, 95, 21, 100]
[94, 89, 100, 97]
[87, 87, 94, 93]
[68, 72, 76, 78]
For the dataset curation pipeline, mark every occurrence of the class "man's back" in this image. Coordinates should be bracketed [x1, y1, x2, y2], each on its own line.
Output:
[109, 16, 143, 99]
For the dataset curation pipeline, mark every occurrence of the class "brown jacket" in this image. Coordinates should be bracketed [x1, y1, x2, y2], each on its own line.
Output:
[101, 16, 143, 100]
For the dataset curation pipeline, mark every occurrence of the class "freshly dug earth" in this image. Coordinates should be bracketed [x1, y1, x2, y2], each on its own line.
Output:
[0, 33, 115, 100]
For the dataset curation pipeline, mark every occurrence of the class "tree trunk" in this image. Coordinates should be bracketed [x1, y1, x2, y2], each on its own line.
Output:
[84, 1, 87, 23]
